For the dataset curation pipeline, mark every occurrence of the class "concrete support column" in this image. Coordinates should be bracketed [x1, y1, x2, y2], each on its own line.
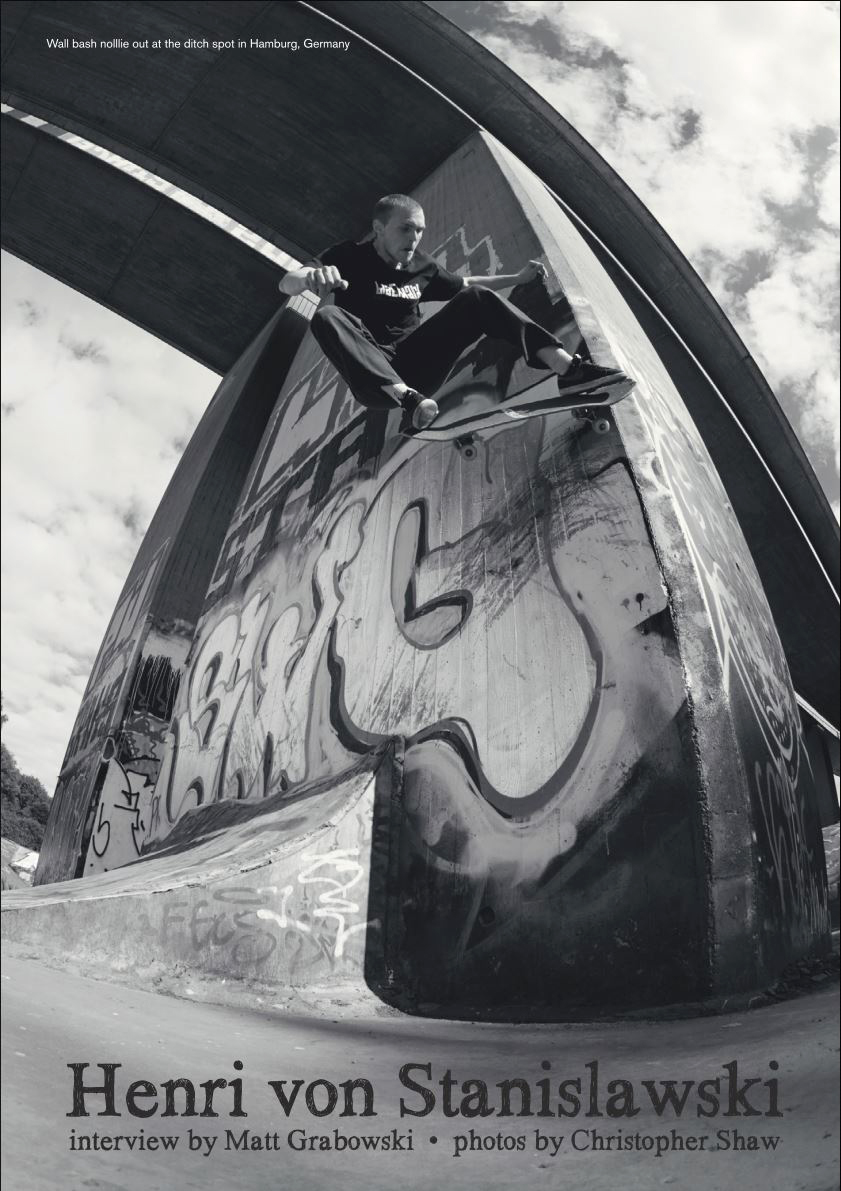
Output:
[33, 132, 829, 1017]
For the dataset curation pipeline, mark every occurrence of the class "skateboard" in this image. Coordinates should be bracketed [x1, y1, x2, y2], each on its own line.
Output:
[401, 374, 634, 447]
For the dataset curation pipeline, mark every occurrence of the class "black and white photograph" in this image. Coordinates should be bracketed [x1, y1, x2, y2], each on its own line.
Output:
[1, 3, 839, 1189]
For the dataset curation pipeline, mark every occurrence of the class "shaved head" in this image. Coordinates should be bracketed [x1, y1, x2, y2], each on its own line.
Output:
[372, 194, 424, 225]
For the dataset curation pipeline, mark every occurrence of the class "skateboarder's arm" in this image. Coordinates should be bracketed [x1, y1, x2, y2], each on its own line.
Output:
[279, 265, 349, 299]
[462, 260, 547, 291]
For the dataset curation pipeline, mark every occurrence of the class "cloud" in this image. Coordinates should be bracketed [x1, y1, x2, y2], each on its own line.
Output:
[0, 252, 217, 790]
[466, 0, 840, 502]
[817, 146, 840, 227]
[740, 234, 840, 464]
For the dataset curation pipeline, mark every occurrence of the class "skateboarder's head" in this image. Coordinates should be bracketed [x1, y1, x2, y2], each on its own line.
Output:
[371, 194, 425, 268]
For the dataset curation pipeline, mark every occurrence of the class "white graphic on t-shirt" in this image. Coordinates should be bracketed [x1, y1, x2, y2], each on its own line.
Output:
[374, 282, 422, 300]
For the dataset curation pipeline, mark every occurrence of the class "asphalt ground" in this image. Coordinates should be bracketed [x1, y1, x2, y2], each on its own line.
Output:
[1, 946, 838, 1191]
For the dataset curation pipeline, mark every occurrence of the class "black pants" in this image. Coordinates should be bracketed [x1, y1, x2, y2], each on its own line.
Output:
[309, 286, 563, 410]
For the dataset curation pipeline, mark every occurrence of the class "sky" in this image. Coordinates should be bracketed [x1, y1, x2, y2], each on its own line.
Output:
[1, 0, 839, 794]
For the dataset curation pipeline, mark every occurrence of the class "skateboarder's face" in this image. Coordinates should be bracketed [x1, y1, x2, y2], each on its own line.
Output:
[373, 208, 425, 268]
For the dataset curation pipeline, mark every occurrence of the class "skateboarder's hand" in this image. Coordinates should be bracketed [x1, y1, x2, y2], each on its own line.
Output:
[305, 266, 349, 299]
[515, 260, 547, 285]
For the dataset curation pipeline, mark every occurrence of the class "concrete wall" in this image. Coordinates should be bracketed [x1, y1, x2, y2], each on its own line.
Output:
[31, 131, 829, 1015]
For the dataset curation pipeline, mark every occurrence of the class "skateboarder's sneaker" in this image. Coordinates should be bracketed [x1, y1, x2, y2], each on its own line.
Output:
[555, 356, 629, 404]
[400, 390, 439, 431]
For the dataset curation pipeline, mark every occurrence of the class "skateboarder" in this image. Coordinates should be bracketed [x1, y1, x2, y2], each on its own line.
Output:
[279, 194, 628, 430]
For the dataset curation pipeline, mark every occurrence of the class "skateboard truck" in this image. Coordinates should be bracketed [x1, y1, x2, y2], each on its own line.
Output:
[572, 407, 612, 435]
[570, 388, 621, 435]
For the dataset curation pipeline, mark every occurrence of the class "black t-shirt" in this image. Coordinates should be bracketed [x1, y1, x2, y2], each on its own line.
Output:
[312, 239, 464, 346]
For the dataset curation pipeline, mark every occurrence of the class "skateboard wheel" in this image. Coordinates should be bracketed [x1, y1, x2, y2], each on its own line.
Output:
[594, 418, 611, 434]
[463, 446, 476, 458]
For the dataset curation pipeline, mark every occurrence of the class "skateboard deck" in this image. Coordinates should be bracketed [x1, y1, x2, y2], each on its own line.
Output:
[402, 374, 634, 443]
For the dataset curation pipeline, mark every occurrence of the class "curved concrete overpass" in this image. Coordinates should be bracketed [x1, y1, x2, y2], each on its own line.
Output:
[1, 0, 837, 725]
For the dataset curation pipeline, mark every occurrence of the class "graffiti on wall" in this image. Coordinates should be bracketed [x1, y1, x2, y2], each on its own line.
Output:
[157, 817, 375, 982]
[82, 636, 186, 875]
[84, 747, 154, 875]
[257, 849, 370, 961]
[150, 331, 686, 850]
[158, 861, 369, 976]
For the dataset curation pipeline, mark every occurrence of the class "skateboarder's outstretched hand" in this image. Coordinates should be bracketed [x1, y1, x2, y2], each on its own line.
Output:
[304, 265, 349, 299]
[514, 260, 547, 285]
